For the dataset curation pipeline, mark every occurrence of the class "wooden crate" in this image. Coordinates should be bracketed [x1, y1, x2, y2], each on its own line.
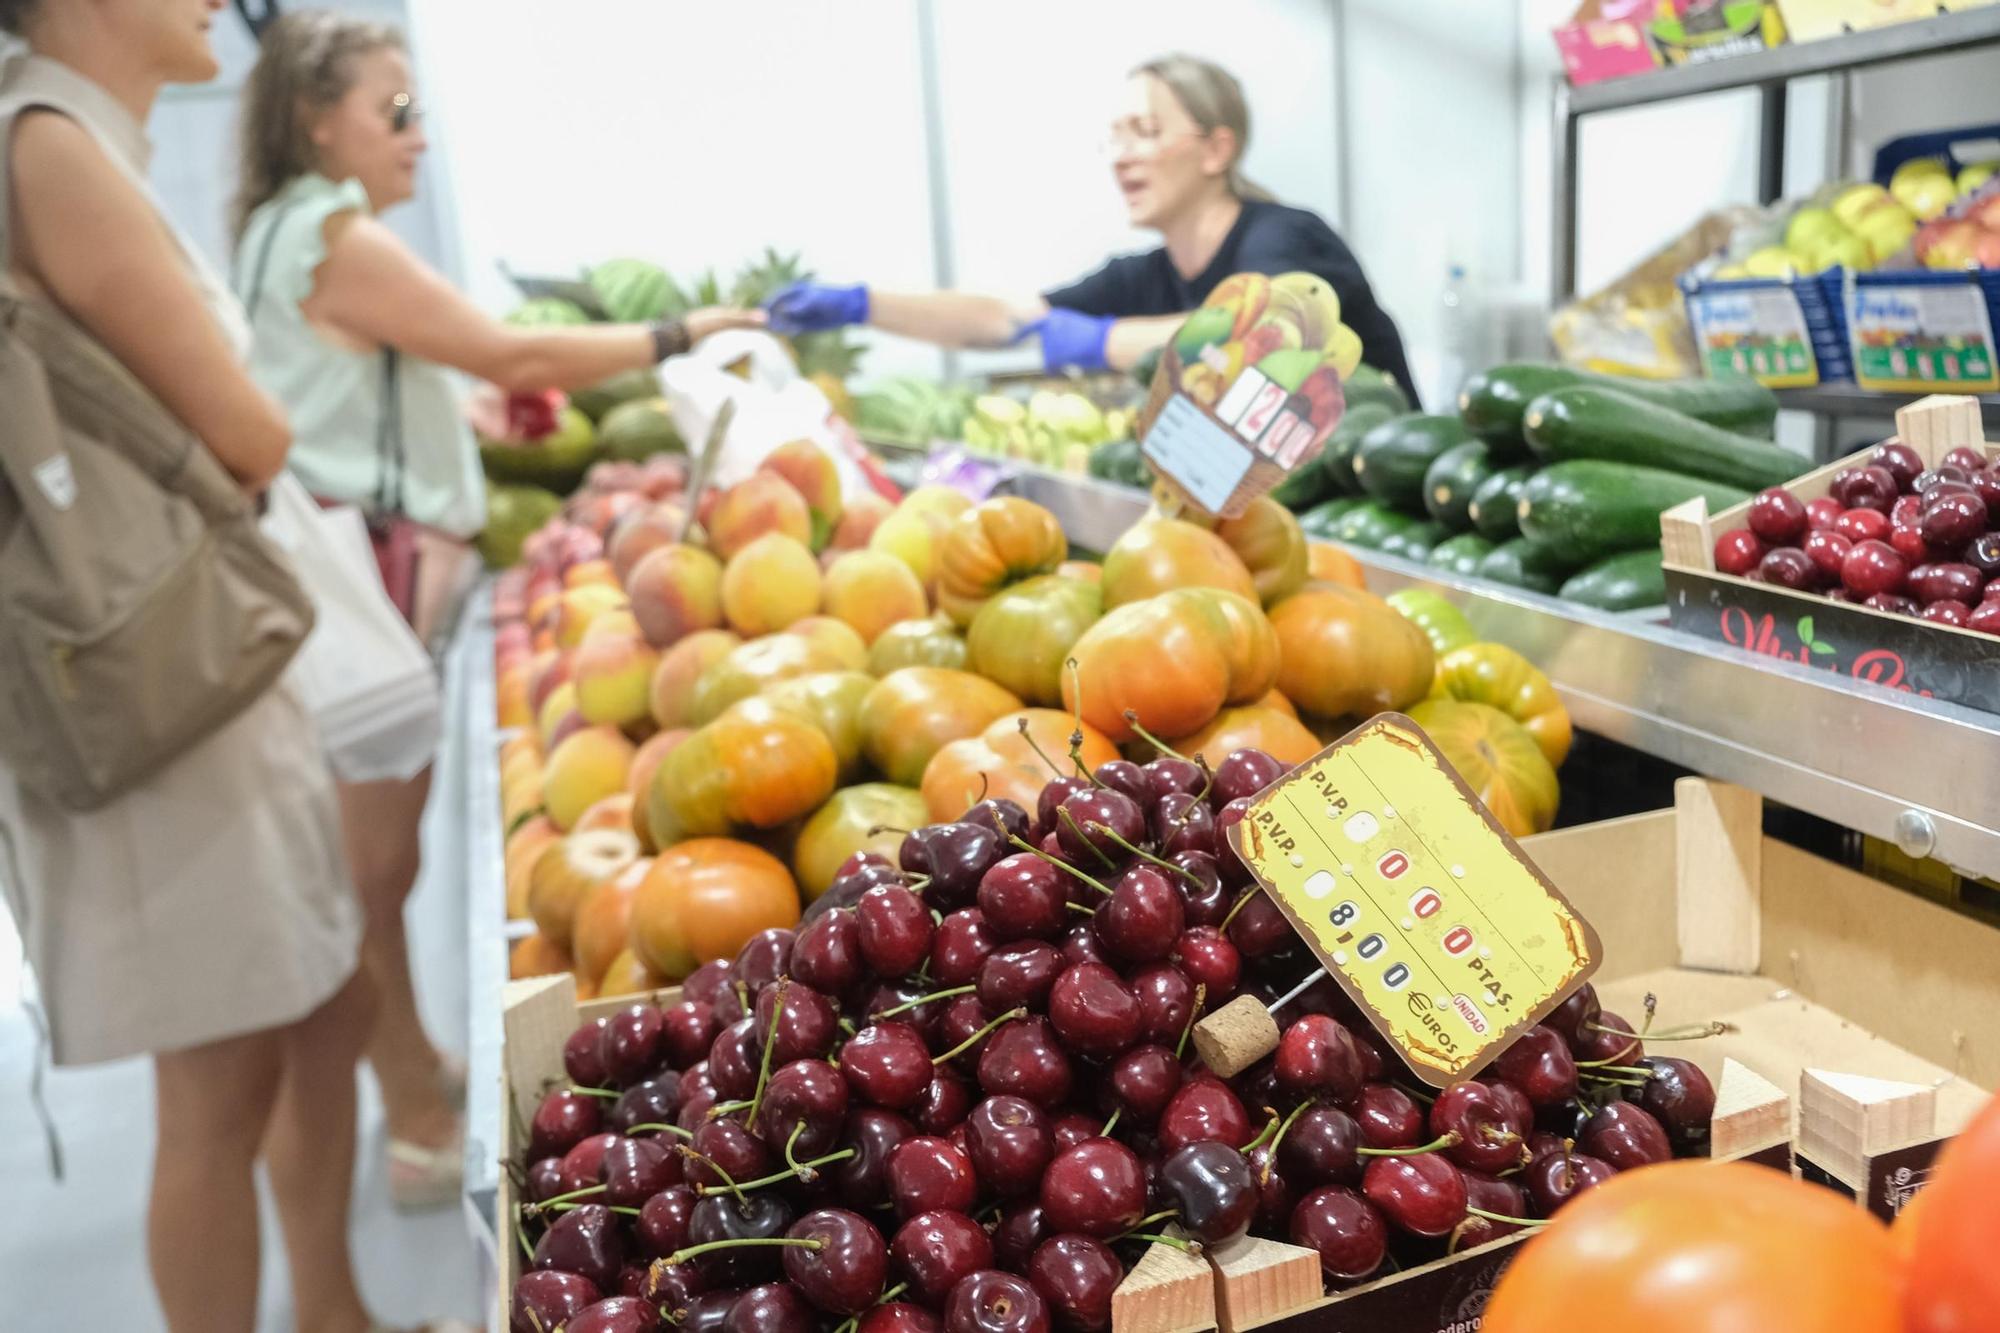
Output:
[1210, 778, 1999, 1333]
[1658, 394, 2000, 708]
[495, 979, 1218, 1333]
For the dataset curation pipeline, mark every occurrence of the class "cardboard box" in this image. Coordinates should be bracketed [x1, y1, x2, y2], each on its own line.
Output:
[1555, 0, 1786, 86]
[1660, 394, 2000, 712]
[1778, 0, 1952, 43]
[1213, 779, 1997, 1331]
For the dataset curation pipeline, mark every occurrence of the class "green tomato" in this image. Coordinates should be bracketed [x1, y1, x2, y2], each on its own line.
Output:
[1386, 588, 1478, 656]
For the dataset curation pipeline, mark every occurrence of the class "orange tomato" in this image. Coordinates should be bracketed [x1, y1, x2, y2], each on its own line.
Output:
[792, 783, 929, 900]
[630, 837, 801, 980]
[1099, 517, 1257, 609]
[1307, 541, 1365, 589]
[935, 497, 1068, 626]
[509, 932, 571, 981]
[1169, 706, 1321, 767]
[1065, 588, 1277, 744]
[1430, 642, 1572, 768]
[1214, 496, 1308, 606]
[1407, 699, 1559, 836]
[1257, 689, 1298, 719]
[1268, 582, 1433, 719]
[572, 857, 649, 986]
[921, 708, 1120, 824]
[1484, 1161, 1901, 1333]
[645, 701, 839, 846]
[595, 948, 667, 1000]
[1904, 1091, 2000, 1332]
[858, 667, 1023, 787]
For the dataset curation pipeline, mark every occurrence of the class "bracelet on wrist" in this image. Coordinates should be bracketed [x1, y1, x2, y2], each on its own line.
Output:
[650, 319, 692, 362]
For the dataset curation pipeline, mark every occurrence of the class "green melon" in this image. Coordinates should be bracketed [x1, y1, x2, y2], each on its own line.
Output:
[475, 483, 562, 568]
[478, 406, 601, 494]
[504, 297, 591, 328]
[589, 258, 674, 323]
[600, 398, 684, 462]
[571, 367, 665, 423]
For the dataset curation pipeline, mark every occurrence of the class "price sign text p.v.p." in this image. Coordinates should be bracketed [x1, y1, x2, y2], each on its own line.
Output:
[1227, 714, 1601, 1087]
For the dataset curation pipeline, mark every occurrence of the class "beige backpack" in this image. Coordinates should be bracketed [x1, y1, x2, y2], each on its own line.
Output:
[0, 115, 314, 811]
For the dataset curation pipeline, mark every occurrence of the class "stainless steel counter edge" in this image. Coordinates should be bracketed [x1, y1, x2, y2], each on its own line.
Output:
[991, 466, 2000, 881]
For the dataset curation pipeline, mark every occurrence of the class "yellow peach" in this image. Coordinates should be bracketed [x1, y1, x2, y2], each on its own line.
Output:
[868, 507, 948, 596]
[607, 502, 689, 583]
[787, 616, 871, 670]
[537, 682, 579, 751]
[542, 725, 637, 831]
[552, 584, 629, 651]
[822, 550, 929, 645]
[626, 544, 724, 648]
[721, 533, 821, 637]
[707, 473, 813, 560]
[830, 492, 893, 550]
[758, 440, 844, 549]
[574, 632, 661, 728]
[650, 629, 743, 729]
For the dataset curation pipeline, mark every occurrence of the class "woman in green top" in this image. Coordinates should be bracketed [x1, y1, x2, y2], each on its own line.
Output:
[232, 10, 758, 1210]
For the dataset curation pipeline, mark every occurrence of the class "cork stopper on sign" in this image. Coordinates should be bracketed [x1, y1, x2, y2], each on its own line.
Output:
[1192, 994, 1282, 1078]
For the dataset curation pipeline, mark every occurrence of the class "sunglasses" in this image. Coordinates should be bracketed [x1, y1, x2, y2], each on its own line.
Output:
[387, 92, 424, 134]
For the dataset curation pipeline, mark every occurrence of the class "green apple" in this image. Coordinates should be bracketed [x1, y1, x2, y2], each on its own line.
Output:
[1831, 182, 1891, 227]
[1171, 305, 1234, 364]
[1784, 207, 1842, 252]
[1256, 348, 1323, 393]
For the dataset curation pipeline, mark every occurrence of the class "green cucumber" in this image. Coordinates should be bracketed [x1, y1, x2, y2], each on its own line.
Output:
[1297, 496, 1371, 539]
[1467, 465, 1537, 542]
[1422, 441, 1495, 531]
[1321, 401, 1398, 496]
[1517, 461, 1750, 566]
[1353, 414, 1472, 511]
[1428, 532, 1496, 577]
[1344, 364, 1412, 416]
[1378, 520, 1450, 562]
[1521, 386, 1806, 492]
[1268, 456, 1335, 511]
[1459, 364, 1779, 457]
[1087, 438, 1141, 484]
[1333, 501, 1420, 550]
[1476, 537, 1575, 595]
[1561, 549, 1667, 611]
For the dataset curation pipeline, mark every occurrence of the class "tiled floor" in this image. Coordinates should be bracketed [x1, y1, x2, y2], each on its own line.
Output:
[0, 794, 487, 1330]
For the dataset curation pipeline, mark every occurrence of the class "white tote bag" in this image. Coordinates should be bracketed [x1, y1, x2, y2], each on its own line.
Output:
[261, 472, 441, 783]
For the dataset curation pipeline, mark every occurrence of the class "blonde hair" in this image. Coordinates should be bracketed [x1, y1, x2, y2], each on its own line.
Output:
[232, 9, 404, 238]
[1131, 54, 1273, 203]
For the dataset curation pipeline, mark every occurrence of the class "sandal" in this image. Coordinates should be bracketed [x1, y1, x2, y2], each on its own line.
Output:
[387, 1120, 464, 1212]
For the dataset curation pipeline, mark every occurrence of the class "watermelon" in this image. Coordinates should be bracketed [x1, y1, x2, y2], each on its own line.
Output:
[599, 398, 684, 462]
[479, 406, 601, 494]
[504, 297, 590, 328]
[572, 367, 664, 423]
[589, 258, 674, 323]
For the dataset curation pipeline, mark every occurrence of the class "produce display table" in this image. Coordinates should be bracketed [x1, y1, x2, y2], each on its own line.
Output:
[993, 463, 2000, 883]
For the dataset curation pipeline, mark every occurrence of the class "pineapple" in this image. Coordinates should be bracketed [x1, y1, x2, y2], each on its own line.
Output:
[728, 248, 867, 385]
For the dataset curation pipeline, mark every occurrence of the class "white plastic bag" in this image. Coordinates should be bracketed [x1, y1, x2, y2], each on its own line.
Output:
[260, 473, 440, 783]
[656, 330, 875, 499]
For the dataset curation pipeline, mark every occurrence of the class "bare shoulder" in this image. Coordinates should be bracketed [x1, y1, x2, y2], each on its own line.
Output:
[320, 209, 422, 275]
[9, 106, 129, 209]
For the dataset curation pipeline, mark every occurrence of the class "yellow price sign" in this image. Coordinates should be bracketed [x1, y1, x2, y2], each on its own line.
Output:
[1227, 714, 1600, 1087]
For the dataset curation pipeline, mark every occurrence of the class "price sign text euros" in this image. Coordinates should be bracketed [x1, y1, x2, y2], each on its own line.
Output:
[1227, 714, 1600, 1086]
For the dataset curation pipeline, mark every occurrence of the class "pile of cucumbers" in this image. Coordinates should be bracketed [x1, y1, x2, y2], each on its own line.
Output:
[1286, 364, 1807, 611]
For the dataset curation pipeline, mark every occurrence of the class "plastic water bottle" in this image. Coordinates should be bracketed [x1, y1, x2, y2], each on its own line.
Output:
[1438, 263, 1473, 405]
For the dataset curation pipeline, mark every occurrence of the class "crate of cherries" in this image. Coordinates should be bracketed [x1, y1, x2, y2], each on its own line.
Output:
[1713, 438, 2000, 631]
[504, 738, 1721, 1333]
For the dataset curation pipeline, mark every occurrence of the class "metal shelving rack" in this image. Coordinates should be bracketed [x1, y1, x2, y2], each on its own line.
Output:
[1551, 9, 2000, 434]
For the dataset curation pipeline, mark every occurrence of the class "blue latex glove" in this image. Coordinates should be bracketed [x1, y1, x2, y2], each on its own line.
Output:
[1022, 308, 1115, 373]
[765, 281, 869, 334]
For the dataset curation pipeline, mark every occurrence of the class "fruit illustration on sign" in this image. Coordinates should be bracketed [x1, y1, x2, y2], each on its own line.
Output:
[1206, 271, 1273, 339]
[1258, 348, 1322, 394]
[1172, 305, 1234, 364]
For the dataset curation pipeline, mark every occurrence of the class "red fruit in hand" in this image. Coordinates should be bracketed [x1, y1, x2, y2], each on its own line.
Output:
[1747, 488, 1807, 543]
[1833, 508, 1891, 543]
[1712, 528, 1765, 576]
[1841, 539, 1909, 597]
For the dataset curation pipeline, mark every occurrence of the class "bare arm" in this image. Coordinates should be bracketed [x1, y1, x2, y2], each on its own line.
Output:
[1104, 315, 1185, 374]
[867, 290, 1049, 350]
[9, 113, 291, 488]
[306, 214, 758, 392]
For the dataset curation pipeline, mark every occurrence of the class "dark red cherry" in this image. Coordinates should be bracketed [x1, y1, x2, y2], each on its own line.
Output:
[1035, 778, 1092, 841]
[754, 981, 838, 1065]
[1056, 789, 1145, 865]
[828, 1107, 915, 1207]
[721, 1282, 812, 1333]
[1171, 926, 1241, 1000]
[564, 1017, 613, 1087]
[686, 1192, 796, 1286]
[976, 1016, 1074, 1109]
[1429, 1081, 1529, 1175]
[1211, 748, 1286, 806]
[1048, 1111, 1100, 1152]
[1246, 1144, 1296, 1232]
[1490, 1027, 1579, 1107]
[1047, 962, 1142, 1058]
[914, 1066, 976, 1135]
[1868, 441, 1924, 489]
[1638, 1056, 1716, 1143]
[1543, 982, 1600, 1038]
[760, 1058, 849, 1159]
[526, 1156, 573, 1204]
[1025, 1234, 1121, 1333]
[1275, 1015, 1365, 1105]
[687, 1117, 771, 1193]
[978, 855, 1069, 942]
[531, 1088, 604, 1163]
[1580, 1101, 1671, 1171]
[841, 1022, 935, 1110]
[1127, 962, 1196, 1047]
[707, 1018, 762, 1101]
[731, 929, 795, 1001]
[1093, 759, 1151, 805]
[561, 1132, 617, 1185]
[599, 1003, 667, 1087]
[990, 1201, 1048, 1271]
[931, 909, 1000, 986]
[887, 1136, 978, 1220]
[783, 1208, 889, 1314]
[1453, 1171, 1534, 1249]
[1523, 1150, 1616, 1215]
[891, 1209, 995, 1304]
[965, 797, 1033, 843]
[603, 1134, 683, 1208]
[512, 1270, 601, 1333]
[1224, 891, 1293, 958]
[1158, 1140, 1257, 1244]
[1169, 851, 1230, 926]
[977, 941, 1064, 1014]
[1289, 1185, 1388, 1283]
[533, 1202, 626, 1292]
[1360, 1154, 1467, 1238]
[792, 908, 867, 995]
[568, 1296, 665, 1333]
[944, 1270, 1052, 1333]
[936, 994, 1002, 1064]
[923, 823, 1011, 912]
[1093, 865, 1185, 964]
[662, 1001, 721, 1071]
[862, 1305, 944, 1333]
[1276, 1105, 1361, 1186]
[1152, 792, 1216, 859]
[1103, 1044, 1182, 1127]
[637, 1184, 699, 1258]
[964, 1095, 1055, 1198]
[1156, 1076, 1252, 1153]
[1039, 1139, 1147, 1239]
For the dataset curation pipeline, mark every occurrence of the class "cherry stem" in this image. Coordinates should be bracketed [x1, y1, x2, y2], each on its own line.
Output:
[1188, 756, 1217, 809]
[1114, 1209, 1181, 1240]
[1357, 1132, 1459, 1159]
[1065, 900, 1097, 916]
[665, 1237, 825, 1267]
[1063, 659, 1094, 779]
[541, 1201, 642, 1217]
[567, 1086, 622, 1100]
[1122, 711, 1190, 762]
[1015, 716, 1073, 781]
[1101, 1108, 1122, 1138]
[1126, 1232, 1201, 1255]
[743, 978, 788, 1128]
[1089, 820, 1202, 887]
[865, 824, 913, 838]
[1006, 832, 1112, 896]
[1175, 983, 1208, 1061]
[1058, 807, 1120, 870]
[1218, 886, 1263, 934]
[1394, 1083, 1437, 1107]
[933, 1007, 1028, 1065]
[1586, 1019, 1725, 1043]
[1466, 1205, 1547, 1228]
[699, 1147, 857, 1197]
[624, 1121, 696, 1140]
[1262, 1098, 1315, 1164]
[707, 1099, 753, 1119]
[1240, 1107, 1283, 1155]
[532, 1183, 606, 1211]
[838, 1017, 858, 1038]
[1067, 729, 1101, 785]
[679, 1146, 747, 1206]
[782, 1121, 813, 1181]
[873, 984, 976, 1020]
[514, 1212, 535, 1263]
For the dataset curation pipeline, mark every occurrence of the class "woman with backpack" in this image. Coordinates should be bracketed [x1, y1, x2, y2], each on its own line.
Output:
[0, 1, 466, 1330]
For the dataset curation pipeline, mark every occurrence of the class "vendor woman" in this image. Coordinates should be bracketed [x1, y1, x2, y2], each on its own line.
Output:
[768, 53, 1417, 406]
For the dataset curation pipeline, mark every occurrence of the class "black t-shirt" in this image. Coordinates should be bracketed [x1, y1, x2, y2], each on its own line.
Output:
[1043, 200, 1419, 409]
